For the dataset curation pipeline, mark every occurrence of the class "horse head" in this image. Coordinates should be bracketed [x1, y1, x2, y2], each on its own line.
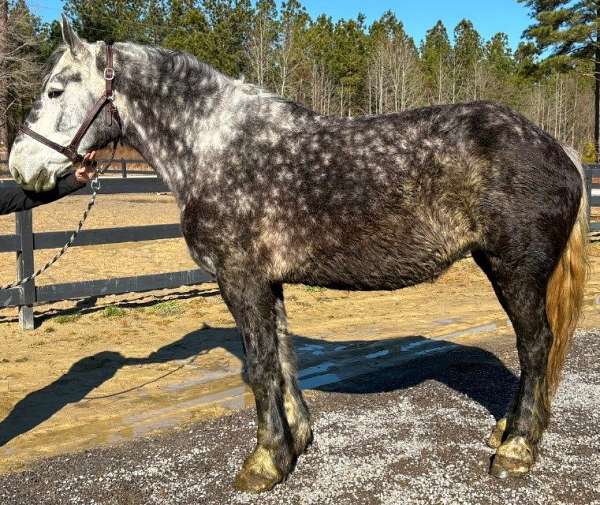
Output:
[8, 16, 122, 192]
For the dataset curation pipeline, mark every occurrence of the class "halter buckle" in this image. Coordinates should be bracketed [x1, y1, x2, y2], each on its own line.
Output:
[103, 67, 115, 81]
[91, 177, 101, 192]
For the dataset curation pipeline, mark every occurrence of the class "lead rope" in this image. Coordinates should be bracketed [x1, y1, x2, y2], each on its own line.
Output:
[0, 144, 118, 291]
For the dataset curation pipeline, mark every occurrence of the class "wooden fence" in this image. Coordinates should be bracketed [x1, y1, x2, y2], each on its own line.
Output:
[0, 160, 599, 330]
[0, 158, 152, 178]
[586, 165, 600, 232]
[0, 160, 212, 329]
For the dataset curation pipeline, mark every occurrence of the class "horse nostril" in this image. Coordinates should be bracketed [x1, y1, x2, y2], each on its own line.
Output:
[36, 168, 48, 192]
[13, 171, 23, 185]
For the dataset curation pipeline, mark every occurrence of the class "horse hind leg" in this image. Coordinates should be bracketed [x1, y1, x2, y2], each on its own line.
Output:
[473, 236, 584, 479]
[473, 250, 551, 476]
[217, 273, 295, 493]
[484, 146, 587, 476]
[273, 284, 313, 457]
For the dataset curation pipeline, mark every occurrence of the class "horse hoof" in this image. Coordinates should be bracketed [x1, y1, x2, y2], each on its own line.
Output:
[487, 418, 507, 449]
[233, 446, 284, 493]
[490, 436, 534, 479]
[234, 467, 282, 493]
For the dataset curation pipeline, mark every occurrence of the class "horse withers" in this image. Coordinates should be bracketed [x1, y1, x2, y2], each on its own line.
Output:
[8, 17, 588, 492]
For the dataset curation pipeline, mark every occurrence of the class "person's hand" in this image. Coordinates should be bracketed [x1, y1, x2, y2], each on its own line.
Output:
[74, 151, 97, 183]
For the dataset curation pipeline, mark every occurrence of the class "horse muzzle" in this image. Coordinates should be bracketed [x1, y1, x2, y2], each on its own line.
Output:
[9, 143, 67, 192]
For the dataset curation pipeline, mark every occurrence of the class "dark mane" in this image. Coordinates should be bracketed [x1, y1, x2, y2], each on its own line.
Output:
[154, 47, 222, 80]
[94, 41, 316, 121]
[97, 42, 224, 96]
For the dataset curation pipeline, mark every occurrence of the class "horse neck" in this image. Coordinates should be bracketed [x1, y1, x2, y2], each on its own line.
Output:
[114, 46, 316, 203]
[114, 53, 228, 196]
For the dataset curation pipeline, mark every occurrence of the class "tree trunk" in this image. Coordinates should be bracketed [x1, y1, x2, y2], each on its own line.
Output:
[0, 0, 8, 153]
[595, 49, 600, 161]
[595, 4, 600, 162]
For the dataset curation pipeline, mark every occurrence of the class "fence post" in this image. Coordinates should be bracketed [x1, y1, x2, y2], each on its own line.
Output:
[15, 210, 35, 330]
[121, 159, 127, 178]
[586, 165, 594, 227]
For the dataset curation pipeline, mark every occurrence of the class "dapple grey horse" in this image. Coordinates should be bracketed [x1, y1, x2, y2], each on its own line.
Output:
[8, 18, 588, 492]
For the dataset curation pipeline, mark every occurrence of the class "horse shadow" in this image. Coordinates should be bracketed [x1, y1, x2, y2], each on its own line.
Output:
[0, 325, 517, 447]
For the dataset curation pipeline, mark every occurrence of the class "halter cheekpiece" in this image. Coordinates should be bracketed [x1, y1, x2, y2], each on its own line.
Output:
[19, 43, 122, 164]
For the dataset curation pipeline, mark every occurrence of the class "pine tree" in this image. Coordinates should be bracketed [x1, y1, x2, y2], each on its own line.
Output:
[519, 0, 600, 158]
[367, 11, 420, 113]
[200, 0, 253, 77]
[248, 0, 278, 87]
[145, 0, 167, 45]
[453, 19, 484, 101]
[64, 0, 151, 43]
[420, 20, 452, 104]
[303, 14, 335, 113]
[331, 15, 368, 116]
[38, 20, 62, 60]
[484, 33, 517, 104]
[3, 0, 43, 147]
[274, 0, 309, 97]
[162, 0, 209, 60]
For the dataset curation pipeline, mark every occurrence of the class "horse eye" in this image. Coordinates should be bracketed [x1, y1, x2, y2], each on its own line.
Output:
[47, 89, 63, 99]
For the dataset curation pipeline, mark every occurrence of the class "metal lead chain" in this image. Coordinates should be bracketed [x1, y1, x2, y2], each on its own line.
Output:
[0, 143, 118, 291]
[0, 176, 100, 290]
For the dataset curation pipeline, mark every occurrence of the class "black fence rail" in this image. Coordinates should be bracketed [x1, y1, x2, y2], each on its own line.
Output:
[0, 158, 153, 178]
[0, 173, 212, 329]
[0, 163, 599, 330]
[587, 165, 600, 232]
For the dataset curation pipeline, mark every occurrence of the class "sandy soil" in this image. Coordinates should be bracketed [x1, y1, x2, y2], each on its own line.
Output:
[0, 193, 599, 478]
[0, 192, 195, 286]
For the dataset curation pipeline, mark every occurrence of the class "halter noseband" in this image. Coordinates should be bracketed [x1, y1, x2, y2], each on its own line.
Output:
[19, 43, 122, 164]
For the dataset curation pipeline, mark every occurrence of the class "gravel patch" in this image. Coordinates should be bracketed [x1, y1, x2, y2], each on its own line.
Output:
[0, 330, 599, 505]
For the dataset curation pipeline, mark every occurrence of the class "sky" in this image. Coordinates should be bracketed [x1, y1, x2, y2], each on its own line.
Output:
[28, 0, 534, 50]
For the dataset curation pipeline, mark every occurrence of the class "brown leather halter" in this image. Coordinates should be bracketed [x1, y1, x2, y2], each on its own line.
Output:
[19, 43, 122, 164]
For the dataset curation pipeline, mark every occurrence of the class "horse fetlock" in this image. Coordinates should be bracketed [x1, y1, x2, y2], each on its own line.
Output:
[284, 392, 312, 456]
[291, 418, 313, 457]
[234, 445, 287, 493]
[487, 417, 507, 449]
[490, 436, 535, 479]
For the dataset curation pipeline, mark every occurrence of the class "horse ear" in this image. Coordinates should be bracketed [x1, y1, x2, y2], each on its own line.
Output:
[61, 15, 85, 57]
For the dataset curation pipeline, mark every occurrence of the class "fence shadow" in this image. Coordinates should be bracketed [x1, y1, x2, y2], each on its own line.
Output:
[0, 287, 221, 325]
[0, 325, 517, 447]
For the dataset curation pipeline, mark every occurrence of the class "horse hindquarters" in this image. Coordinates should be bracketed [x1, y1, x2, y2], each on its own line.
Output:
[474, 147, 587, 478]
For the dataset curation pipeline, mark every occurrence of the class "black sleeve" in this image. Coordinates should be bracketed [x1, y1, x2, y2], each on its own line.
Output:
[0, 174, 86, 216]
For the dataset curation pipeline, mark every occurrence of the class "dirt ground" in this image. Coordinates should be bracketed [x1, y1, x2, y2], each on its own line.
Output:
[0, 192, 599, 481]
[0, 329, 598, 505]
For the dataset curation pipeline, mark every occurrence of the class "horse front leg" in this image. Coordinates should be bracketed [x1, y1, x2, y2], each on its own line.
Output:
[272, 283, 313, 457]
[218, 272, 295, 493]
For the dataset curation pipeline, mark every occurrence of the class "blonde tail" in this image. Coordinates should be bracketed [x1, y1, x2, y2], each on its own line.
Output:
[545, 145, 589, 397]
